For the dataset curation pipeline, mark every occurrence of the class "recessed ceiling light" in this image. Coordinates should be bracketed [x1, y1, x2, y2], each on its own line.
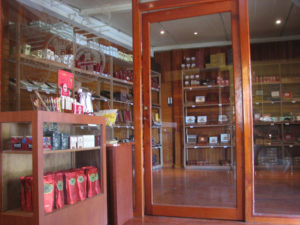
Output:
[275, 19, 282, 25]
[160, 30, 165, 35]
[194, 32, 198, 35]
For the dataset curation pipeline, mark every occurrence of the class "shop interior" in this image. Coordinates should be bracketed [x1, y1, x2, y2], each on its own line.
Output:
[1, 0, 300, 224]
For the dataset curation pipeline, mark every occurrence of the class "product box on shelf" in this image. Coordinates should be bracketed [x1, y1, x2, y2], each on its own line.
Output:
[197, 116, 207, 124]
[11, 136, 23, 150]
[220, 134, 231, 143]
[195, 96, 205, 103]
[43, 137, 52, 150]
[282, 92, 293, 98]
[187, 135, 197, 144]
[218, 115, 228, 123]
[70, 136, 78, 149]
[83, 135, 95, 148]
[186, 116, 196, 124]
[209, 136, 218, 144]
[77, 136, 84, 148]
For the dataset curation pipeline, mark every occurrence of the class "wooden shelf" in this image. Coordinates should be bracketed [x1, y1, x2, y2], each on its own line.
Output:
[185, 165, 231, 170]
[2, 150, 32, 154]
[255, 143, 300, 148]
[44, 146, 101, 154]
[183, 84, 229, 91]
[3, 147, 101, 155]
[254, 121, 300, 126]
[1, 209, 33, 218]
[185, 145, 232, 149]
[185, 123, 233, 128]
[184, 102, 230, 108]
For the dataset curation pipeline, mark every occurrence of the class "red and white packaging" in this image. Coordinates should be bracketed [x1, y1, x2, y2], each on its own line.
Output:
[72, 102, 84, 115]
[55, 172, 65, 209]
[44, 174, 55, 213]
[64, 171, 79, 205]
[43, 137, 52, 150]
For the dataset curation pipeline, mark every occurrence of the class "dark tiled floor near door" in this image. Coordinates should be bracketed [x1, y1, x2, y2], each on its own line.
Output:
[125, 216, 274, 225]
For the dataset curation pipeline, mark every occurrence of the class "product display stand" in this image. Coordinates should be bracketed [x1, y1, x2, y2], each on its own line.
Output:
[0, 111, 107, 225]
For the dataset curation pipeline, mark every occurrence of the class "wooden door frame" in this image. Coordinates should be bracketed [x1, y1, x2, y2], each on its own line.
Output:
[139, 0, 244, 220]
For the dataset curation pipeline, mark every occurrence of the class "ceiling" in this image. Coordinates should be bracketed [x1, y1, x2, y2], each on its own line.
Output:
[42, 0, 300, 51]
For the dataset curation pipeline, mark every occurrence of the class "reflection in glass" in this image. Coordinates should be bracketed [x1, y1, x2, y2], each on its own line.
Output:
[150, 12, 237, 207]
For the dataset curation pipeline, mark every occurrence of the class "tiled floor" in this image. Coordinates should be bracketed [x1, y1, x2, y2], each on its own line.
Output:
[125, 216, 270, 225]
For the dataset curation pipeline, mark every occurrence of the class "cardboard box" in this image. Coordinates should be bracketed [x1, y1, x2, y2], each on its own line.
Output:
[83, 135, 95, 148]
[77, 136, 84, 148]
[70, 136, 78, 149]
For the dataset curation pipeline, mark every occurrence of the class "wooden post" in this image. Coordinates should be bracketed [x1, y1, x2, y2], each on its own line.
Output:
[132, 0, 144, 217]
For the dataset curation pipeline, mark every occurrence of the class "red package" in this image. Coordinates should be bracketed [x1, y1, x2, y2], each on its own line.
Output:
[11, 136, 23, 150]
[44, 174, 55, 213]
[24, 176, 33, 212]
[83, 167, 101, 198]
[75, 169, 87, 201]
[22, 136, 32, 151]
[64, 171, 79, 205]
[20, 176, 26, 211]
[55, 172, 65, 209]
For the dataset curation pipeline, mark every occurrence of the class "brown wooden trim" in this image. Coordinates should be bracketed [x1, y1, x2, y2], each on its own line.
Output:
[142, 0, 243, 220]
[0, 0, 2, 216]
[142, 1, 233, 23]
[132, 0, 144, 217]
[238, 0, 254, 222]
[139, 0, 231, 12]
[231, 0, 244, 220]
[152, 205, 239, 220]
[142, 16, 153, 215]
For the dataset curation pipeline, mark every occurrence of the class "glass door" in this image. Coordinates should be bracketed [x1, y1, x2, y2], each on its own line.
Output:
[142, 2, 243, 220]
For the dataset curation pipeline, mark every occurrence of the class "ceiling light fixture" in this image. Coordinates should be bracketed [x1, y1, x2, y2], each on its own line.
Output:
[275, 19, 282, 25]
[194, 32, 198, 35]
[160, 30, 165, 35]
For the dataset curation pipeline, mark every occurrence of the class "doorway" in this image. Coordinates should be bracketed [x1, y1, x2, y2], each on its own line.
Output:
[142, 1, 244, 220]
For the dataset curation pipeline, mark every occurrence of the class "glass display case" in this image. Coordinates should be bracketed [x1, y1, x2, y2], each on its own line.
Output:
[182, 65, 235, 169]
[0, 111, 107, 225]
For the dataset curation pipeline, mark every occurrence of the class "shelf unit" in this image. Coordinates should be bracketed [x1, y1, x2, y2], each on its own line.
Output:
[151, 70, 163, 169]
[6, 15, 134, 143]
[252, 60, 300, 169]
[0, 111, 107, 225]
[182, 65, 235, 169]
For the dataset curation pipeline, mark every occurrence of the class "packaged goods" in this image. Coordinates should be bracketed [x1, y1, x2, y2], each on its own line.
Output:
[64, 171, 79, 205]
[44, 174, 55, 213]
[55, 172, 64, 209]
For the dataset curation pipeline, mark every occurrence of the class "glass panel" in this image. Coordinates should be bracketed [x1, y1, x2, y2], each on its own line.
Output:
[1, 122, 33, 212]
[43, 123, 103, 214]
[249, 0, 300, 216]
[150, 12, 237, 207]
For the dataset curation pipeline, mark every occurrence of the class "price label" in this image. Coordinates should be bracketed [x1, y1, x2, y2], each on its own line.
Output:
[190, 126, 194, 129]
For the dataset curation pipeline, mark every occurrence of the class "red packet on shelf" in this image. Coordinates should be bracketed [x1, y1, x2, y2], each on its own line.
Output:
[58, 70, 74, 97]
[44, 174, 55, 213]
[55, 172, 65, 209]
[64, 171, 79, 205]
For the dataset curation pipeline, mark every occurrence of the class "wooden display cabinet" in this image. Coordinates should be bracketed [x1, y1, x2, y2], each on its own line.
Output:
[252, 60, 300, 170]
[0, 111, 107, 225]
[182, 65, 235, 169]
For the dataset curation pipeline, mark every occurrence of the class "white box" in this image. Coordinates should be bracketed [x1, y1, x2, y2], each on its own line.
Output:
[209, 136, 218, 144]
[70, 136, 78, 149]
[197, 116, 207, 123]
[77, 136, 84, 148]
[220, 134, 230, 143]
[83, 135, 95, 148]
